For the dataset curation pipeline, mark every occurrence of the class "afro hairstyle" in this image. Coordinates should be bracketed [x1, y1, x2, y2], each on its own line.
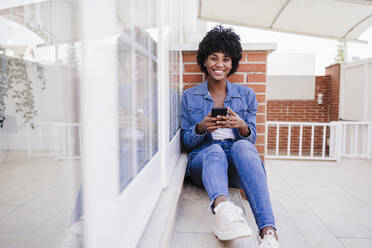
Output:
[197, 25, 242, 77]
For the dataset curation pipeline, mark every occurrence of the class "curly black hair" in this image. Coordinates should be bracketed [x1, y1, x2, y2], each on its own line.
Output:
[197, 25, 242, 77]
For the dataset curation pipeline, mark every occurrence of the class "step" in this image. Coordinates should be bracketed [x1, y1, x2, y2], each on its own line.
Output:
[171, 180, 260, 248]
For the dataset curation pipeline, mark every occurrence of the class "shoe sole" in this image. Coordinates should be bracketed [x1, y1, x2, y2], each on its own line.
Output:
[214, 227, 253, 241]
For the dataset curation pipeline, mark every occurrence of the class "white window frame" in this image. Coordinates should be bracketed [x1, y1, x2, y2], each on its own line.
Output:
[80, 0, 182, 247]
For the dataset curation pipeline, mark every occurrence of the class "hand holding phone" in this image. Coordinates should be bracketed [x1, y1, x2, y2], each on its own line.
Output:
[211, 107, 227, 117]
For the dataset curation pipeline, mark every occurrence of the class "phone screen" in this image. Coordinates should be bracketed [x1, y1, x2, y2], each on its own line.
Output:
[211, 108, 227, 117]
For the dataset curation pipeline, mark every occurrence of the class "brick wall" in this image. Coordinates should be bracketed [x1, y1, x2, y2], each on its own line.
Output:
[266, 76, 332, 155]
[182, 51, 268, 161]
[326, 64, 341, 121]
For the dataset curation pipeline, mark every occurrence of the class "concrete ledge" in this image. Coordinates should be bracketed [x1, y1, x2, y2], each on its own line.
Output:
[138, 153, 188, 248]
[171, 180, 259, 247]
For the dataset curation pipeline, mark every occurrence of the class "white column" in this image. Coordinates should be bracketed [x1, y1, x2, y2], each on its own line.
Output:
[80, 0, 119, 247]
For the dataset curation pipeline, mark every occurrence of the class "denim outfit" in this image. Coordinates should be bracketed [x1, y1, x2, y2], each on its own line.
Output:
[181, 80, 276, 231]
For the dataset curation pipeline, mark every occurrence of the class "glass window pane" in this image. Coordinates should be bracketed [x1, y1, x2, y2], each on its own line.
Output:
[117, 0, 158, 191]
[0, 1, 81, 247]
[168, 0, 181, 140]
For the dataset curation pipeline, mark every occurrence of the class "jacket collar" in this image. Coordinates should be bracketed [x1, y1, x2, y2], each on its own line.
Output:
[193, 80, 241, 100]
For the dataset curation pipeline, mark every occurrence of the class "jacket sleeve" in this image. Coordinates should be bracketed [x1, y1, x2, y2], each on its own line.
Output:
[235, 89, 257, 144]
[181, 93, 207, 150]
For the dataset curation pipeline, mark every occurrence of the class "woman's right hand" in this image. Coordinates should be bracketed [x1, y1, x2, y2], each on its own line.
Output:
[195, 113, 221, 134]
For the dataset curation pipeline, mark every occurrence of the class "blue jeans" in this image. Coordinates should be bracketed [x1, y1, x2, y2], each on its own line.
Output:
[188, 139, 276, 231]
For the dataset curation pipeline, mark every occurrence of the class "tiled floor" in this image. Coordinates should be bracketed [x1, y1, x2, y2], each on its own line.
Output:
[171, 159, 372, 248]
[0, 156, 81, 248]
[1, 156, 372, 248]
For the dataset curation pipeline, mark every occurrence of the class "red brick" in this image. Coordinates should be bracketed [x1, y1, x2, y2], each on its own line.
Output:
[247, 74, 266, 82]
[183, 53, 197, 63]
[256, 95, 266, 103]
[183, 74, 203, 83]
[247, 52, 267, 62]
[257, 115, 265, 123]
[257, 125, 265, 133]
[256, 135, 265, 144]
[256, 145, 265, 154]
[183, 83, 198, 90]
[185, 64, 201, 73]
[246, 84, 266, 93]
[238, 64, 266, 72]
[258, 105, 265, 114]
[228, 74, 244, 83]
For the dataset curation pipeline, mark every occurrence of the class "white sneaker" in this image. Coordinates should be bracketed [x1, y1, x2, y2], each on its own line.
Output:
[213, 201, 253, 241]
[258, 229, 280, 248]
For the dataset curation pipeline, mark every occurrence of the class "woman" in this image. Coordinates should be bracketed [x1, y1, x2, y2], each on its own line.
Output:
[181, 25, 280, 248]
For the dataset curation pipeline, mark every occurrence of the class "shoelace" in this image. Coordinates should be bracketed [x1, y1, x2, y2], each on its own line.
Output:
[218, 202, 244, 222]
[259, 230, 279, 248]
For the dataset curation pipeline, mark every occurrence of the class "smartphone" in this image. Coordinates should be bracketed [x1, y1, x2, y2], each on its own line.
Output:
[211, 107, 227, 117]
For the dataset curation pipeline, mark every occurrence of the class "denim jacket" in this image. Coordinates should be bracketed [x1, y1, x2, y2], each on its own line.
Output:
[181, 80, 258, 166]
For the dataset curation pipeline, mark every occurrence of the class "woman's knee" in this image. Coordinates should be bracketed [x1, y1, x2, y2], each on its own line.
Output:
[202, 144, 228, 169]
[204, 144, 226, 159]
[231, 140, 258, 156]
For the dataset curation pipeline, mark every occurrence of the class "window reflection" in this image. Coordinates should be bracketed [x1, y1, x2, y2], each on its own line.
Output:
[117, 0, 158, 191]
[0, 1, 81, 248]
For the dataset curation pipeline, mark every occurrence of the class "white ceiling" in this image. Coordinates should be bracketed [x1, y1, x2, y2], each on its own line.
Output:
[198, 0, 372, 43]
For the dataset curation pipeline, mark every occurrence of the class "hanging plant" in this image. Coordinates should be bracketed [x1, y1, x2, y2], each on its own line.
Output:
[0, 55, 47, 124]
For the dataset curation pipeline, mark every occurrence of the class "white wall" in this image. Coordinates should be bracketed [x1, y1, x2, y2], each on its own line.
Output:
[268, 53, 315, 76]
[267, 53, 316, 100]
[2, 60, 80, 150]
[340, 58, 372, 122]
[267, 75, 315, 100]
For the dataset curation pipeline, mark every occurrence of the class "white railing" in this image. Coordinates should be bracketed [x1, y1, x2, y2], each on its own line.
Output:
[266, 121, 372, 161]
[27, 122, 82, 160]
[333, 121, 372, 160]
[266, 121, 338, 160]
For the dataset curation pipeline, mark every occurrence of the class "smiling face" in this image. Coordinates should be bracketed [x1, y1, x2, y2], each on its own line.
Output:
[204, 52, 232, 82]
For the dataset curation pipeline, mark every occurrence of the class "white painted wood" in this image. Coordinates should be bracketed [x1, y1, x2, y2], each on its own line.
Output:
[364, 63, 369, 121]
[158, 0, 170, 188]
[80, 0, 120, 246]
[287, 125, 291, 156]
[354, 124, 358, 156]
[322, 125, 326, 158]
[310, 125, 314, 157]
[368, 123, 372, 159]
[276, 124, 279, 156]
[299, 125, 303, 157]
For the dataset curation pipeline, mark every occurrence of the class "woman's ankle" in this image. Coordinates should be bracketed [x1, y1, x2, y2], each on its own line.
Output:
[260, 226, 278, 240]
[213, 195, 228, 209]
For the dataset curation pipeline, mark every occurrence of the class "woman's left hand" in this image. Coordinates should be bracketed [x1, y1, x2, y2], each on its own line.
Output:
[216, 108, 246, 129]
[217, 108, 250, 137]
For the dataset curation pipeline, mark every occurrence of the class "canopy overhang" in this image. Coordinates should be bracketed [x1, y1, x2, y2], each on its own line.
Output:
[198, 0, 372, 43]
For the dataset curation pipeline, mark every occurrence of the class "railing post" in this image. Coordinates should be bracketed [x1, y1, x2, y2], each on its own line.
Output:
[310, 125, 314, 157]
[354, 124, 358, 158]
[299, 125, 303, 157]
[276, 124, 279, 157]
[367, 123, 372, 160]
[335, 122, 342, 162]
[322, 125, 326, 158]
[287, 125, 291, 157]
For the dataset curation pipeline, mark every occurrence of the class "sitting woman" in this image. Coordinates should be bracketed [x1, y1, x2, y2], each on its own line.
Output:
[181, 25, 280, 248]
